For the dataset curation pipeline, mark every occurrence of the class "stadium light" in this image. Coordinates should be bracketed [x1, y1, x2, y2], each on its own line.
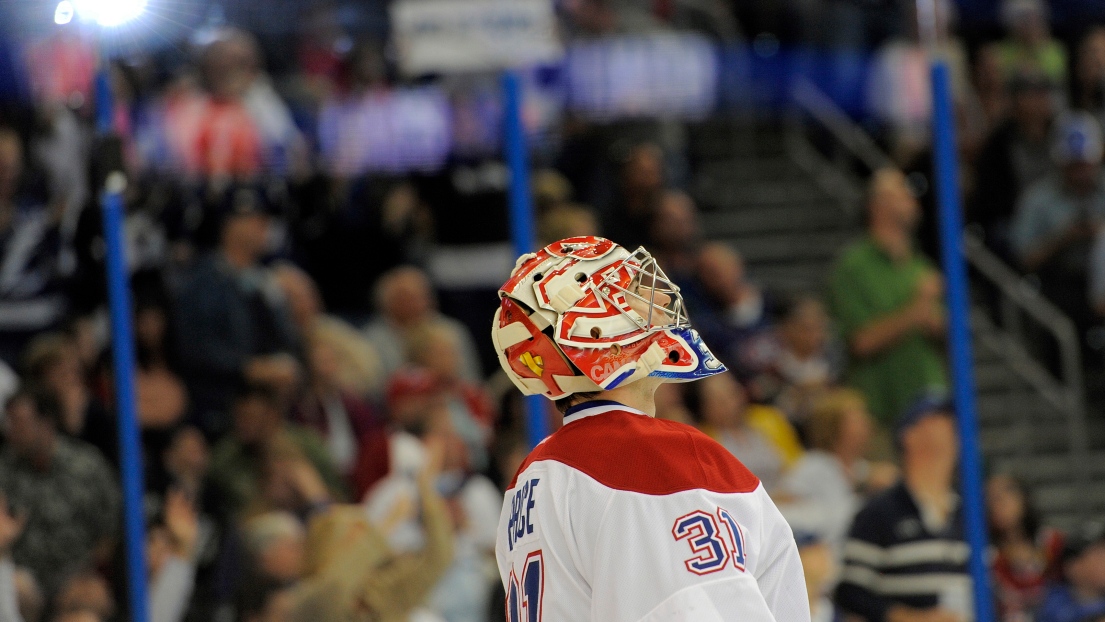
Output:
[54, 1, 75, 25]
[71, 0, 147, 27]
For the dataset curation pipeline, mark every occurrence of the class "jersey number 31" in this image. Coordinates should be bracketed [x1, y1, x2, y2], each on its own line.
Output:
[507, 551, 543, 622]
[672, 508, 747, 575]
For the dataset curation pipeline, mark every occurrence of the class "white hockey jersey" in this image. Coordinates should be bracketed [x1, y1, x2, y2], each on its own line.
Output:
[496, 400, 811, 621]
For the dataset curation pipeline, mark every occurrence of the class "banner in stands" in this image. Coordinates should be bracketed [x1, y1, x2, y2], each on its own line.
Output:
[317, 87, 452, 175]
[566, 34, 719, 121]
[391, 0, 562, 76]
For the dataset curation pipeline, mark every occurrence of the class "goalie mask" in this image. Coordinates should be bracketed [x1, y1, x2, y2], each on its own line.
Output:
[492, 236, 725, 400]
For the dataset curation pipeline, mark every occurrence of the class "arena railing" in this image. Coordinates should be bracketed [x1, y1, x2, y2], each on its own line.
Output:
[785, 76, 1091, 505]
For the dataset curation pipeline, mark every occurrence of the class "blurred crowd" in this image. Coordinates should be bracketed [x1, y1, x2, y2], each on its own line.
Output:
[0, 0, 1103, 622]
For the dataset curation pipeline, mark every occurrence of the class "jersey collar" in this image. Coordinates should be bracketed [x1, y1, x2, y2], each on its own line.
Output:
[562, 399, 648, 425]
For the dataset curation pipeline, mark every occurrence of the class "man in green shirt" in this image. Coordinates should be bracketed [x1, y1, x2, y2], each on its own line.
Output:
[828, 169, 949, 428]
[996, 0, 1068, 87]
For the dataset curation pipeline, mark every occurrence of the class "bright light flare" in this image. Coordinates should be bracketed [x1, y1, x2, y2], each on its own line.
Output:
[54, 1, 75, 25]
[72, 0, 148, 27]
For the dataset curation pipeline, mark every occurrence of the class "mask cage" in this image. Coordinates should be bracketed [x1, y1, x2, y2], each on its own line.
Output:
[596, 247, 689, 333]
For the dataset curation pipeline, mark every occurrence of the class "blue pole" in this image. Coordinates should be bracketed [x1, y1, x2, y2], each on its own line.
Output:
[502, 70, 548, 449]
[930, 61, 995, 622]
[96, 70, 150, 622]
[94, 68, 113, 133]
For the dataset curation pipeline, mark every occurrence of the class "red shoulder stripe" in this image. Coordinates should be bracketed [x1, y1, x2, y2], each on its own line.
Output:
[509, 411, 760, 495]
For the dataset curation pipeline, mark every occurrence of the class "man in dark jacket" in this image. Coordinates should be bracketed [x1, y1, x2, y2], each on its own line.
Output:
[970, 71, 1057, 260]
[175, 186, 300, 437]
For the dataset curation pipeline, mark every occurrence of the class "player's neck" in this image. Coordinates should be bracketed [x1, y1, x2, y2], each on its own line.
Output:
[585, 377, 663, 417]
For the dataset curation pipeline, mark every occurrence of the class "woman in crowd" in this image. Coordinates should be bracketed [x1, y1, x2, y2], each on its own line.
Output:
[987, 473, 1065, 621]
[685, 373, 795, 492]
[777, 389, 897, 557]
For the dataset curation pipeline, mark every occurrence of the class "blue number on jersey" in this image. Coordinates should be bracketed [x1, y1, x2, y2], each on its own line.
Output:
[507, 550, 544, 622]
[672, 510, 730, 575]
[717, 507, 747, 571]
[672, 507, 749, 575]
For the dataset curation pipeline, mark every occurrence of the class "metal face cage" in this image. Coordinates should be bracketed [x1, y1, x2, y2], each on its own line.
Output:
[597, 247, 689, 333]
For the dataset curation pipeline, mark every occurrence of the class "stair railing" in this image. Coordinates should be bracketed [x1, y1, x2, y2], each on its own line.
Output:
[786, 76, 1091, 504]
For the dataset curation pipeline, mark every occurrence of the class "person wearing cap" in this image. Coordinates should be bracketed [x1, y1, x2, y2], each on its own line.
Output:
[995, 0, 1068, 87]
[827, 169, 948, 429]
[836, 395, 972, 622]
[971, 69, 1058, 258]
[1036, 522, 1105, 622]
[1011, 112, 1105, 328]
[175, 185, 302, 437]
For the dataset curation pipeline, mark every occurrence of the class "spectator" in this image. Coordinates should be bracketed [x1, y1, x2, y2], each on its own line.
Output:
[21, 334, 103, 444]
[426, 414, 500, 622]
[995, 0, 1068, 87]
[363, 266, 483, 383]
[175, 190, 301, 437]
[131, 293, 188, 431]
[836, 396, 971, 622]
[685, 373, 791, 491]
[1036, 522, 1105, 622]
[973, 44, 1012, 136]
[691, 242, 776, 374]
[1075, 28, 1105, 129]
[152, 425, 238, 618]
[1014, 113, 1105, 327]
[987, 473, 1064, 621]
[273, 263, 383, 397]
[243, 511, 307, 586]
[166, 28, 305, 179]
[779, 389, 897, 557]
[646, 190, 701, 282]
[971, 70, 1057, 258]
[0, 128, 67, 367]
[314, 41, 391, 177]
[795, 531, 843, 622]
[741, 295, 843, 422]
[827, 169, 947, 429]
[865, 0, 971, 164]
[160, 61, 261, 180]
[0, 387, 120, 598]
[532, 168, 574, 214]
[252, 432, 349, 520]
[536, 203, 600, 247]
[242, 442, 454, 622]
[216, 30, 309, 178]
[208, 384, 342, 519]
[603, 142, 665, 250]
[146, 490, 200, 622]
[407, 323, 494, 469]
[157, 427, 210, 502]
[10, 565, 44, 622]
[15, 570, 43, 622]
[294, 323, 389, 495]
[52, 571, 115, 621]
[1, 490, 29, 622]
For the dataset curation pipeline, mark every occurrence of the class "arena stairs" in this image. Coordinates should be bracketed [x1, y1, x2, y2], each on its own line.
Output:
[687, 118, 1105, 530]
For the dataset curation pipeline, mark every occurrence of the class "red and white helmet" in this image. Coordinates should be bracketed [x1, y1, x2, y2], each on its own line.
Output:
[491, 236, 725, 400]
